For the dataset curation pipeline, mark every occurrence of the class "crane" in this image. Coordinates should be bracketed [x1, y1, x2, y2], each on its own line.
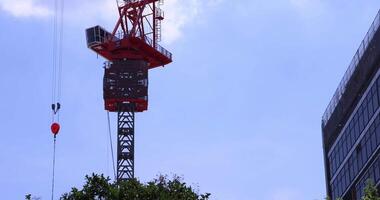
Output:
[85, 0, 173, 181]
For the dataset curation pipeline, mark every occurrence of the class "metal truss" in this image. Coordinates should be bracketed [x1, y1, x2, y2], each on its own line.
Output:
[117, 103, 135, 181]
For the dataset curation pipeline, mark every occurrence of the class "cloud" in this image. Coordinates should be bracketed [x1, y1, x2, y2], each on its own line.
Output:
[0, 0, 52, 18]
[161, 0, 223, 44]
[0, 0, 222, 44]
[72, 0, 222, 44]
[161, 0, 201, 44]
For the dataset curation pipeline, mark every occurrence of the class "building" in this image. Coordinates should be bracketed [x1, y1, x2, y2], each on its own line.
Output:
[322, 10, 380, 200]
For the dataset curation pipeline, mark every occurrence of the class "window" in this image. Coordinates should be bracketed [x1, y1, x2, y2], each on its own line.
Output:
[375, 163, 379, 182]
[350, 158, 355, 180]
[353, 153, 358, 175]
[373, 91, 379, 110]
[376, 114, 380, 126]
[369, 98, 374, 115]
[363, 104, 369, 125]
[359, 112, 365, 133]
[354, 119, 360, 139]
[342, 136, 348, 158]
[371, 130, 376, 151]
[329, 76, 380, 182]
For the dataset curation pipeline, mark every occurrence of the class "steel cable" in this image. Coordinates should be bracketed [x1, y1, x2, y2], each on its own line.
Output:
[51, 136, 57, 200]
[107, 111, 117, 180]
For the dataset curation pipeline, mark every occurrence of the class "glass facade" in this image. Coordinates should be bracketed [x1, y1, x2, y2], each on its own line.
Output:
[355, 153, 380, 199]
[326, 74, 380, 200]
[323, 10, 380, 200]
[328, 79, 379, 177]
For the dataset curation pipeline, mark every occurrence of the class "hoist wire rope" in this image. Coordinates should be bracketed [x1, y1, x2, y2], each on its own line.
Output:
[57, 0, 65, 122]
[107, 111, 117, 180]
[51, 0, 58, 110]
[57, 0, 64, 105]
[51, 136, 57, 200]
[51, 0, 64, 199]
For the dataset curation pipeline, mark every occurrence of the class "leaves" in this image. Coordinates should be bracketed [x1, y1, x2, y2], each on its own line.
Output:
[60, 174, 210, 200]
[25, 194, 41, 200]
[362, 179, 380, 200]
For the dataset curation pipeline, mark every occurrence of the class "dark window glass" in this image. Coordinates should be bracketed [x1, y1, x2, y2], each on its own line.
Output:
[374, 91, 379, 111]
[364, 140, 369, 161]
[328, 79, 380, 197]
[369, 97, 374, 114]
[364, 106, 369, 126]
[342, 137, 347, 158]
[355, 122, 360, 139]
[376, 163, 380, 182]
[338, 178, 342, 197]
[358, 148, 363, 168]
[347, 133, 352, 152]
[369, 169, 374, 182]
[350, 159, 354, 181]
[350, 129, 356, 146]
[345, 167, 349, 188]
[376, 115, 380, 126]
[332, 157, 336, 173]
[376, 126, 380, 146]
[350, 121, 354, 132]
[359, 112, 364, 132]
[371, 131, 376, 153]
[337, 148, 341, 164]
[353, 153, 358, 175]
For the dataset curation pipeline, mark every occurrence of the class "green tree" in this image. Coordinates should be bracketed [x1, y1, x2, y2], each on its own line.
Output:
[25, 194, 41, 200]
[60, 173, 210, 200]
[362, 179, 380, 200]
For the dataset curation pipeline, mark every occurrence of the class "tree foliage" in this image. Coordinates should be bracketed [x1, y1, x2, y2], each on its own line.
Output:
[60, 174, 210, 200]
[25, 194, 41, 200]
[362, 179, 380, 200]
[325, 179, 380, 200]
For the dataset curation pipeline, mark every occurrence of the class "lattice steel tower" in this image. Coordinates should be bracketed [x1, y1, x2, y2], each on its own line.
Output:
[85, 0, 172, 181]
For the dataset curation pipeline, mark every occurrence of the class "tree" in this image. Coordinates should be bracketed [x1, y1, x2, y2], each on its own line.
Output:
[362, 179, 380, 200]
[25, 194, 41, 200]
[60, 174, 211, 200]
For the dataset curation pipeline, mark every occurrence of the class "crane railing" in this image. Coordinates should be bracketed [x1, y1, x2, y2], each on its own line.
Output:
[322, 10, 380, 127]
[143, 35, 172, 60]
[115, 31, 172, 60]
[87, 26, 172, 61]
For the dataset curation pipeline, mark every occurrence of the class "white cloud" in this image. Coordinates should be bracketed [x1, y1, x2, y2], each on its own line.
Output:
[0, 0, 52, 18]
[72, 0, 221, 44]
[0, 0, 222, 44]
[161, 0, 223, 44]
[161, 0, 200, 44]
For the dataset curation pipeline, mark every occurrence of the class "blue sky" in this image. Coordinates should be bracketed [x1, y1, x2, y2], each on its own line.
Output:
[1, 0, 380, 199]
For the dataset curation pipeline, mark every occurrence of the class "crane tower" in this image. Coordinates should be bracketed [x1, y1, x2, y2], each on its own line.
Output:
[85, 0, 172, 181]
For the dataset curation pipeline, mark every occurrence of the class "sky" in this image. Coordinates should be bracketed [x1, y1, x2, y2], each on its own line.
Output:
[1, 0, 380, 200]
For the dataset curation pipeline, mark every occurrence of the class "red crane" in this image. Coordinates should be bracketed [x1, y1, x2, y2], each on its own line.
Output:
[86, 0, 172, 181]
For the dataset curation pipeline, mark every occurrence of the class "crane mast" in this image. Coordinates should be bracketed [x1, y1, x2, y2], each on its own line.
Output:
[86, 0, 172, 181]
